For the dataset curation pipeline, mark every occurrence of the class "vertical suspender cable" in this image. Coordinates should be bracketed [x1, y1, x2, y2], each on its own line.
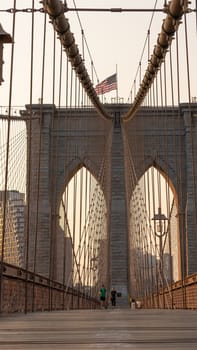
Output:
[72, 172, 77, 297]
[184, 10, 197, 234]
[51, 34, 64, 308]
[63, 187, 69, 308]
[32, 9, 47, 313]
[151, 167, 159, 307]
[175, 27, 187, 309]
[62, 56, 69, 309]
[48, 28, 56, 311]
[166, 52, 176, 308]
[196, 0, 197, 32]
[149, 74, 162, 307]
[168, 45, 177, 308]
[78, 168, 83, 302]
[84, 168, 88, 289]
[0, 0, 16, 314]
[162, 59, 169, 308]
[146, 170, 155, 306]
[57, 44, 63, 306]
[25, 0, 35, 314]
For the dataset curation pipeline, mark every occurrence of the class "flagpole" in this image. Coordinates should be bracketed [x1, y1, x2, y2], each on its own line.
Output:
[116, 64, 118, 102]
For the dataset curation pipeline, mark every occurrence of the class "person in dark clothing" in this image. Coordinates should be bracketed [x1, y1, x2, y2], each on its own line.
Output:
[100, 284, 107, 308]
[110, 287, 117, 307]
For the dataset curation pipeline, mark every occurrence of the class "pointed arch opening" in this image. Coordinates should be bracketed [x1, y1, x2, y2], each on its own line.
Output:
[57, 166, 108, 299]
[128, 166, 180, 304]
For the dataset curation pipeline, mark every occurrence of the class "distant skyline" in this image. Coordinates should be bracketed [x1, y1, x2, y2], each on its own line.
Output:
[0, 0, 196, 108]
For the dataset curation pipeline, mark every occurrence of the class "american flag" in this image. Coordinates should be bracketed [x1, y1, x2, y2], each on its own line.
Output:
[95, 73, 117, 95]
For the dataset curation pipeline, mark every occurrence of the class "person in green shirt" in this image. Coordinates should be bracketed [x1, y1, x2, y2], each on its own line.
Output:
[100, 284, 107, 308]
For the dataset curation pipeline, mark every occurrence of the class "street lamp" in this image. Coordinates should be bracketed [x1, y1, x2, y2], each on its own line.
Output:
[0, 23, 12, 85]
[152, 207, 168, 293]
[90, 256, 98, 272]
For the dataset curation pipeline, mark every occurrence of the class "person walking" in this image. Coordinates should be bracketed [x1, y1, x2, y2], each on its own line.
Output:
[100, 284, 107, 308]
[110, 287, 117, 307]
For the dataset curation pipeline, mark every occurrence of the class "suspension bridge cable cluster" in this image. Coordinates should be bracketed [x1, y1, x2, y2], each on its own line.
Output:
[123, 0, 191, 121]
[42, 0, 112, 120]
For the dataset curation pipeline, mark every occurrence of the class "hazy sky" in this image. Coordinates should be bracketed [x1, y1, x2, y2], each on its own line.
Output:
[0, 0, 196, 108]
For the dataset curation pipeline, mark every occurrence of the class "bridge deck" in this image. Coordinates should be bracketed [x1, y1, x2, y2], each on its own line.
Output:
[0, 308, 197, 349]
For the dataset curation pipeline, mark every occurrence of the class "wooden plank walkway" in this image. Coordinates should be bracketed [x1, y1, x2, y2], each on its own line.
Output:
[0, 308, 197, 349]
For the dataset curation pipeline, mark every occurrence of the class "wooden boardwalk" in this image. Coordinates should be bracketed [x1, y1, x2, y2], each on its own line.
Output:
[0, 308, 197, 349]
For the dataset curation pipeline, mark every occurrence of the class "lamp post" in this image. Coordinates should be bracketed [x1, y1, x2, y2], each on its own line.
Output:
[0, 23, 12, 85]
[90, 256, 98, 296]
[152, 207, 168, 307]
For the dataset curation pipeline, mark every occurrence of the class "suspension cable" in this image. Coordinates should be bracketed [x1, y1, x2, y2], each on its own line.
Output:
[184, 10, 197, 238]
[42, 0, 112, 120]
[71, 0, 100, 83]
[31, 9, 47, 313]
[127, 0, 158, 103]
[24, 0, 35, 314]
[123, 0, 189, 122]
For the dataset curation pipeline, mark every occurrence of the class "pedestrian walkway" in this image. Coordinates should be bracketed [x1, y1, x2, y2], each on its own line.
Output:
[0, 308, 197, 349]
